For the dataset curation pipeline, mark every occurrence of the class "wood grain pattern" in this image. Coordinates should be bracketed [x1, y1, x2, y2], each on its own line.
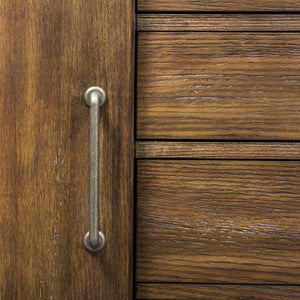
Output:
[137, 14, 300, 31]
[137, 32, 300, 140]
[138, 0, 300, 12]
[136, 160, 300, 283]
[136, 284, 300, 299]
[136, 141, 300, 159]
[0, 0, 134, 299]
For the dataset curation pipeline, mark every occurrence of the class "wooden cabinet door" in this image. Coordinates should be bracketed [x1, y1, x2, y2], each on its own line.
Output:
[0, 0, 134, 299]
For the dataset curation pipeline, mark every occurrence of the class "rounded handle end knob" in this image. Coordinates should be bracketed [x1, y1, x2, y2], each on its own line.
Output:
[84, 86, 106, 107]
[83, 231, 106, 252]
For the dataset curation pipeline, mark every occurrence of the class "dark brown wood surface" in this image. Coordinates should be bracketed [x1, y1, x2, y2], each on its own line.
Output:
[0, 0, 134, 299]
[138, 0, 300, 12]
[137, 14, 300, 31]
[136, 284, 300, 299]
[136, 141, 300, 159]
[136, 160, 300, 283]
[137, 32, 300, 140]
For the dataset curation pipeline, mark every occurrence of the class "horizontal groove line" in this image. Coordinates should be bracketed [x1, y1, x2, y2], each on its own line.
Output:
[136, 139, 300, 143]
[137, 282, 300, 286]
[137, 30, 300, 33]
[137, 11, 300, 14]
[135, 157, 300, 161]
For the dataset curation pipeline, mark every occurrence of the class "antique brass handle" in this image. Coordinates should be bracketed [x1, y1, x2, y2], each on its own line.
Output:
[83, 87, 106, 252]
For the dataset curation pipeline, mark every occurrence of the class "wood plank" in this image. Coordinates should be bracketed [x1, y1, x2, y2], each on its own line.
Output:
[136, 284, 300, 299]
[0, 0, 134, 298]
[137, 14, 300, 31]
[138, 0, 300, 12]
[136, 160, 300, 283]
[137, 32, 300, 140]
[136, 141, 300, 159]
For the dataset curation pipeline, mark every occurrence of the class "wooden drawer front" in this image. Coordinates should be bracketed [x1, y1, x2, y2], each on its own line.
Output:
[137, 33, 300, 140]
[138, 0, 300, 12]
[136, 160, 300, 283]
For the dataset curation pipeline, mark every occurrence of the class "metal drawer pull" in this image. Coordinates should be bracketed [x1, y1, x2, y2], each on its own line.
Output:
[83, 87, 106, 252]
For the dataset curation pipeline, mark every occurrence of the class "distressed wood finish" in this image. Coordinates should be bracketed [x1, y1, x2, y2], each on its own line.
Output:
[136, 284, 300, 299]
[137, 32, 300, 140]
[136, 160, 300, 283]
[137, 14, 300, 32]
[138, 0, 300, 11]
[0, 0, 134, 298]
[136, 141, 300, 159]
